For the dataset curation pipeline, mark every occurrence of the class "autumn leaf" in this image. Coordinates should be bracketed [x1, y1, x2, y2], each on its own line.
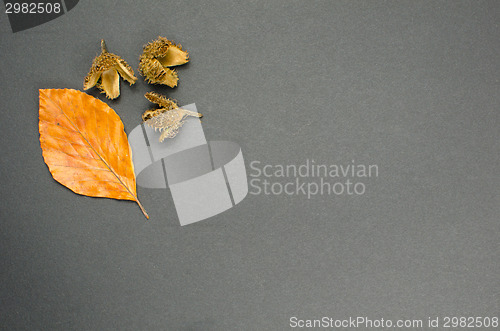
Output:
[39, 88, 148, 219]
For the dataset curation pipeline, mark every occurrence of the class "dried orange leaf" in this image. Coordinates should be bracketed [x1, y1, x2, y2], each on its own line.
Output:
[39, 88, 148, 219]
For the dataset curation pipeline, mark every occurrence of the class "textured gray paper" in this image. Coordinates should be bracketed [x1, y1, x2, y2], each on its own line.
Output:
[0, 1, 498, 330]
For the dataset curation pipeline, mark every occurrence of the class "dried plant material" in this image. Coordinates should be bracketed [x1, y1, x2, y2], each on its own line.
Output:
[84, 40, 137, 99]
[146, 108, 203, 142]
[142, 92, 202, 142]
[142, 91, 178, 121]
[39, 88, 148, 219]
[139, 37, 189, 87]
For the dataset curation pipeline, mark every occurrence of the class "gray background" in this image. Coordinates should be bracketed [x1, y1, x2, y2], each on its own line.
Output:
[1, 0, 499, 330]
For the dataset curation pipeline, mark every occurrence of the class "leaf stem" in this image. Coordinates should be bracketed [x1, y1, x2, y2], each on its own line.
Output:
[136, 199, 149, 219]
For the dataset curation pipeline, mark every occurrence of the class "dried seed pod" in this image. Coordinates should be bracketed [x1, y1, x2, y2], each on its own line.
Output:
[142, 108, 167, 122]
[141, 37, 189, 65]
[142, 92, 202, 142]
[139, 37, 189, 87]
[145, 91, 178, 109]
[83, 40, 137, 99]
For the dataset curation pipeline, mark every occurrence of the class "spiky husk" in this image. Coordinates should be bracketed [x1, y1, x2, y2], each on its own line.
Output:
[144, 92, 178, 109]
[83, 40, 137, 99]
[138, 36, 189, 87]
[142, 108, 166, 122]
[139, 57, 179, 87]
[141, 37, 189, 65]
[144, 108, 202, 142]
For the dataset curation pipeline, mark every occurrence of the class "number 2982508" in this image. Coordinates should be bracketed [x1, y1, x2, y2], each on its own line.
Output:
[5, 2, 61, 14]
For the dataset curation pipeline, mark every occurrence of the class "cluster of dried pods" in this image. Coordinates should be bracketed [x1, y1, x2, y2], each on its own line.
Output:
[83, 37, 201, 142]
